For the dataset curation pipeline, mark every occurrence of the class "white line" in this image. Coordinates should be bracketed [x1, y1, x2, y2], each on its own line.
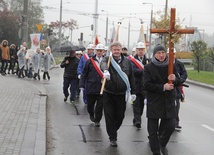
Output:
[201, 124, 214, 132]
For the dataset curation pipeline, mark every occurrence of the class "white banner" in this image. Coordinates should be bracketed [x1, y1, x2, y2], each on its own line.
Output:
[30, 33, 41, 50]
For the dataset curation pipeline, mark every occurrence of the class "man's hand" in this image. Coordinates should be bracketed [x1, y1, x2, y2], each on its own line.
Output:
[103, 70, 110, 80]
[78, 75, 81, 79]
[168, 74, 175, 81]
[164, 83, 174, 91]
[65, 60, 69, 64]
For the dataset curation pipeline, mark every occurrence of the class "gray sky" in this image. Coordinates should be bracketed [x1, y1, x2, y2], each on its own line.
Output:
[41, 0, 214, 47]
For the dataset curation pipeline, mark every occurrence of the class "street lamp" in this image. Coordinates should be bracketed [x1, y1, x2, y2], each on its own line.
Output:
[59, 0, 62, 47]
[143, 2, 153, 51]
[102, 10, 108, 46]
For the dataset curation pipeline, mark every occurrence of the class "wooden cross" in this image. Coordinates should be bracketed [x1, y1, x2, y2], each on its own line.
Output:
[150, 8, 194, 84]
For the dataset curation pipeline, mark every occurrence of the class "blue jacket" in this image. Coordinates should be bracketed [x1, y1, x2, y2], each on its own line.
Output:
[77, 54, 93, 76]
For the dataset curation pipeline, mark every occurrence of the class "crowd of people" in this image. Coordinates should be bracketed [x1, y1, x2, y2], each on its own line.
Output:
[0, 40, 56, 80]
[60, 41, 187, 155]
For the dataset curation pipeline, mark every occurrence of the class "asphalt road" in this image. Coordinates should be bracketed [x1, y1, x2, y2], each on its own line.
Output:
[45, 67, 214, 155]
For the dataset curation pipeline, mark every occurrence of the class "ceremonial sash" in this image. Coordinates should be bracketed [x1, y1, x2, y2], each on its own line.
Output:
[110, 57, 131, 102]
[128, 55, 144, 70]
[83, 54, 89, 61]
[90, 57, 103, 78]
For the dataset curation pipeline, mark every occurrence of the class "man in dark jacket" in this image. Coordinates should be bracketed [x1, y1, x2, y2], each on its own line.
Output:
[129, 42, 147, 129]
[60, 50, 80, 104]
[143, 44, 181, 155]
[79, 43, 104, 127]
[100, 41, 136, 147]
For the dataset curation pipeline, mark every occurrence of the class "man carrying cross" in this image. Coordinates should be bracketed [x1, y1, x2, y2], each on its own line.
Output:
[144, 8, 194, 155]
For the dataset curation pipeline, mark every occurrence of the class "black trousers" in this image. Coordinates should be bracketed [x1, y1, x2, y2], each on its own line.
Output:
[175, 98, 180, 125]
[133, 94, 145, 124]
[103, 92, 126, 141]
[147, 118, 175, 154]
[87, 94, 103, 123]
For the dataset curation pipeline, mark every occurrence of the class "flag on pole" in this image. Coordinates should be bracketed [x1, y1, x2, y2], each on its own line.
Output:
[109, 26, 118, 46]
[94, 34, 99, 45]
[137, 25, 147, 52]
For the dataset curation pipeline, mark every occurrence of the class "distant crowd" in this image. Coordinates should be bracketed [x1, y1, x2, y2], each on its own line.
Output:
[0, 40, 56, 80]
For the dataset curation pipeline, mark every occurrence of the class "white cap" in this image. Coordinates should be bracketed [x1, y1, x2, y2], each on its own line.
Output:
[136, 42, 145, 49]
[87, 44, 95, 49]
[132, 47, 136, 51]
[104, 46, 108, 51]
[167, 48, 176, 53]
[95, 43, 104, 50]
[76, 50, 83, 54]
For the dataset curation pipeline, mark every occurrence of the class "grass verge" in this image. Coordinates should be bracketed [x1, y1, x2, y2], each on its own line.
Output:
[187, 70, 214, 85]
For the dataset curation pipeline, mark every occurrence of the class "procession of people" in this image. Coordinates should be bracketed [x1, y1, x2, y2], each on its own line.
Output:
[59, 38, 188, 155]
[0, 40, 56, 80]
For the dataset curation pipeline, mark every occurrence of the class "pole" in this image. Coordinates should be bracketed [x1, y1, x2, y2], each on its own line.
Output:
[22, 0, 28, 43]
[149, 8, 153, 51]
[128, 17, 130, 50]
[106, 16, 108, 46]
[59, 0, 62, 47]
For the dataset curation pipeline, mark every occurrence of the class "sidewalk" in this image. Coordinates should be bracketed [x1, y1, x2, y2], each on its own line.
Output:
[0, 74, 47, 155]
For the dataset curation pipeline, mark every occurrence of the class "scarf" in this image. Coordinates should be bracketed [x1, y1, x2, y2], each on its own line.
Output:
[110, 56, 131, 102]
[151, 56, 168, 67]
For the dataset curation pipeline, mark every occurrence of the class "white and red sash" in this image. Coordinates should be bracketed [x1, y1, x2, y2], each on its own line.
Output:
[83, 54, 89, 61]
[90, 57, 103, 78]
[128, 55, 144, 70]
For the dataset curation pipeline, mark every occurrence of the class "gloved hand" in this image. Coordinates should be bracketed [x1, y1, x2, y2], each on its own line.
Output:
[131, 94, 136, 101]
[103, 70, 110, 80]
[78, 75, 81, 79]
[79, 88, 84, 91]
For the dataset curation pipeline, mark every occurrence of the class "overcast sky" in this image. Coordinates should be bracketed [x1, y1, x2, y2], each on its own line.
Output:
[41, 0, 214, 47]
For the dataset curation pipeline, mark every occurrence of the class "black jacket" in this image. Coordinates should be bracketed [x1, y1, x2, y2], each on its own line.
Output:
[79, 55, 103, 95]
[131, 55, 147, 94]
[101, 54, 136, 95]
[143, 62, 181, 119]
[60, 56, 79, 79]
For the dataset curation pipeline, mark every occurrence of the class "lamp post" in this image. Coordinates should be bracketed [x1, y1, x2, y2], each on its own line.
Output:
[143, 2, 153, 51]
[102, 10, 108, 46]
[59, 0, 62, 47]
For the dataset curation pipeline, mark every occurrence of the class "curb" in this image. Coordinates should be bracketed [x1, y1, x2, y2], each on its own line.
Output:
[186, 79, 214, 90]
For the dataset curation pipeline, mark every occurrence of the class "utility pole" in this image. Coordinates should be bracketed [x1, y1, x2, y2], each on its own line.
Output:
[59, 0, 62, 47]
[93, 0, 99, 42]
[127, 17, 131, 50]
[22, 0, 28, 43]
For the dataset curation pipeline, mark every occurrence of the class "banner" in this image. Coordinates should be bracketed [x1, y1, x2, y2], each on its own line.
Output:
[30, 33, 41, 50]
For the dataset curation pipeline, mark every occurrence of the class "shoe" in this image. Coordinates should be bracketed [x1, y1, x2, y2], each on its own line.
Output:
[90, 116, 95, 122]
[110, 141, 117, 147]
[94, 122, 100, 127]
[135, 122, 141, 129]
[175, 125, 182, 130]
[70, 100, 75, 105]
[160, 146, 168, 155]
[64, 96, 68, 102]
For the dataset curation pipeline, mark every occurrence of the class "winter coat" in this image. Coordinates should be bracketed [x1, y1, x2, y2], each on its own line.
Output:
[143, 62, 181, 119]
[9, 47, 17, 63]
[1, 40, 10, 60]
[100, 54, 136, 95]
[60, 56, 79, 79]
[130, 55, 147, 94]
[79, 55, 103, 95]
[43, 53, 56, 72]
[17, 49, 26, 69]
[174, 59, 187, 98]
[32, 52, 43, 72]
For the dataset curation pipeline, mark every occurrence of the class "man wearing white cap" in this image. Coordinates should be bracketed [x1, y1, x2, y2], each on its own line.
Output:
[77, 44, 95, 105]
[79, 43, 104, 127]
[129, 42, 147, 129]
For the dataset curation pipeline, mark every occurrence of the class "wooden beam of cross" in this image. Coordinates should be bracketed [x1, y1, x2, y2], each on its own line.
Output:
[150, 8, 194, 84]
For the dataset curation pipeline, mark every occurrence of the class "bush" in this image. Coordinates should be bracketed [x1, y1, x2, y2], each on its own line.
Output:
[176, 51, 193, 59]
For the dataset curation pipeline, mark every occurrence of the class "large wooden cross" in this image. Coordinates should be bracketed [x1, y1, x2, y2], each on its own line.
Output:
[150, 8, 194, 84]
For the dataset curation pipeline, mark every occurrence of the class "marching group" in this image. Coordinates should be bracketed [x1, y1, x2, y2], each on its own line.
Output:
[0, 40, 56, 80]
[61, 41, 187, 155]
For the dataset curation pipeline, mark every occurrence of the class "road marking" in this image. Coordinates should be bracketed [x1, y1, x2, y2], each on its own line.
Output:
[201, 124, 214, 132]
